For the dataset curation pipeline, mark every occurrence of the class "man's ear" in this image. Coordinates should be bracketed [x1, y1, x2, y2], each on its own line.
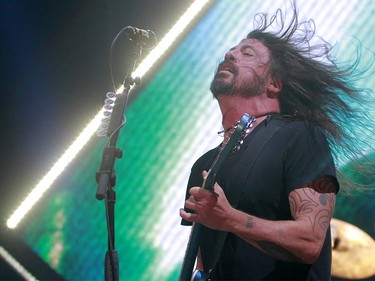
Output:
[266, 76, 282, 98]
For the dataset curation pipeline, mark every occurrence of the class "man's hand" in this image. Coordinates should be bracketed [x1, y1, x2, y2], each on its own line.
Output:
[179, 171, 235, 232]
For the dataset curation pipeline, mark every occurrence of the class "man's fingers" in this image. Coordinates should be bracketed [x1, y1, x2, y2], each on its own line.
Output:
[202, 170, 208, 178]
[180, 208, 199, 221]
[185, 198, 197, 210]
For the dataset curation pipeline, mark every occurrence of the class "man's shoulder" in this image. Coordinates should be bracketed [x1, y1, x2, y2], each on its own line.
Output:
[277, 118, 323, 136]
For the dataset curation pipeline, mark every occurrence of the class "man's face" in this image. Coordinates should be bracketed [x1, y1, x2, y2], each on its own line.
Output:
[210, 38, 271, 98]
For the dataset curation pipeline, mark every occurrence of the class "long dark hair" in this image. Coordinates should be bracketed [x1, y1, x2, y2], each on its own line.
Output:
[247, 3, 374, 188]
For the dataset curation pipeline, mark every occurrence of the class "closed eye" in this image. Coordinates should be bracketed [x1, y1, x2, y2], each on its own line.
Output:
[242, 46, 255, 56]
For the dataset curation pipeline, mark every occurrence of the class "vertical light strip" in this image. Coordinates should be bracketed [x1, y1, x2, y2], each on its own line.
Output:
[6, 0, 212, 229]
[0, 246, 38, 281]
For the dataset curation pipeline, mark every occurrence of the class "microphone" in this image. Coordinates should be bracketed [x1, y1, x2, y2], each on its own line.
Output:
[124, 26, 157, 49]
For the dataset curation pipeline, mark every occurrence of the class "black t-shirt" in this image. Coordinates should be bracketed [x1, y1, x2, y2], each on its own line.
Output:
[182, 115, 339, 280]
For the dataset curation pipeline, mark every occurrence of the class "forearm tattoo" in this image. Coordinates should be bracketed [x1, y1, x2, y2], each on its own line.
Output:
[245, 217, 300, 262]
[246, 216, 254, 228]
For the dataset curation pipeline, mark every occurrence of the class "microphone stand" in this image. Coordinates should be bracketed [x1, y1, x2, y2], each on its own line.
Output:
[95, 46, 141, 281]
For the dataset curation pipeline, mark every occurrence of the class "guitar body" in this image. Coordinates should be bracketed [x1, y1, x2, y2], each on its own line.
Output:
[179, 113, 255, 281]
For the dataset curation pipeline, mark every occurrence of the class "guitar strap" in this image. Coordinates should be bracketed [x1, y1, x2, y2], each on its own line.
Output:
[200, 115, 283, 272]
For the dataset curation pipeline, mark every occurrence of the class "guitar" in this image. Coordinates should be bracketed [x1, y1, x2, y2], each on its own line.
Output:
[179, 113, 256, 281]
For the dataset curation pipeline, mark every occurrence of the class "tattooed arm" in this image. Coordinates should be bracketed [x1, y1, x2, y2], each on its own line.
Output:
[250, 185, 335, 263]
[180, 176, 336, 264]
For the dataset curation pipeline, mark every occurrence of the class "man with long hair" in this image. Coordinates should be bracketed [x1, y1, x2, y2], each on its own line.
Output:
[180, 3, 373, 281]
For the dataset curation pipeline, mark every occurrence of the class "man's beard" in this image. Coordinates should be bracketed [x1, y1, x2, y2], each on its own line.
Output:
[210, 62, 267, 99]
[210, 71, 236, 98]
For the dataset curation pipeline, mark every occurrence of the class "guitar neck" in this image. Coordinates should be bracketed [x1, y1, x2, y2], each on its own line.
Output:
[179, 113, 255, 281]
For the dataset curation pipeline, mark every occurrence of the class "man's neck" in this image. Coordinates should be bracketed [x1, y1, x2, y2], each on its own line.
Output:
[217, 95, 280, 129]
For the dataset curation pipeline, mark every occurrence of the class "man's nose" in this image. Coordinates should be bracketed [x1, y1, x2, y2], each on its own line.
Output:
[224, 50, 236, 62]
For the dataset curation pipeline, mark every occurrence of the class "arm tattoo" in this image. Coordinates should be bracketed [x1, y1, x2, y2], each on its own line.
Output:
[243, 177, 336, 263]
[245, 216, 254, 228]
[254, 185, 335, 263]
[243, 217, 301, 262]
[289, 176, 336, 233]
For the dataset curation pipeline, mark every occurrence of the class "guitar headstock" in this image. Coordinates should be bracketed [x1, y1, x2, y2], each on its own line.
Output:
[203, 113, 255, 190]
[220, 113, 256, 153]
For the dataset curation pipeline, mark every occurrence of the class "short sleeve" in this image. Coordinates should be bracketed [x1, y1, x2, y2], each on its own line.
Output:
[283, 123, 339, 194]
